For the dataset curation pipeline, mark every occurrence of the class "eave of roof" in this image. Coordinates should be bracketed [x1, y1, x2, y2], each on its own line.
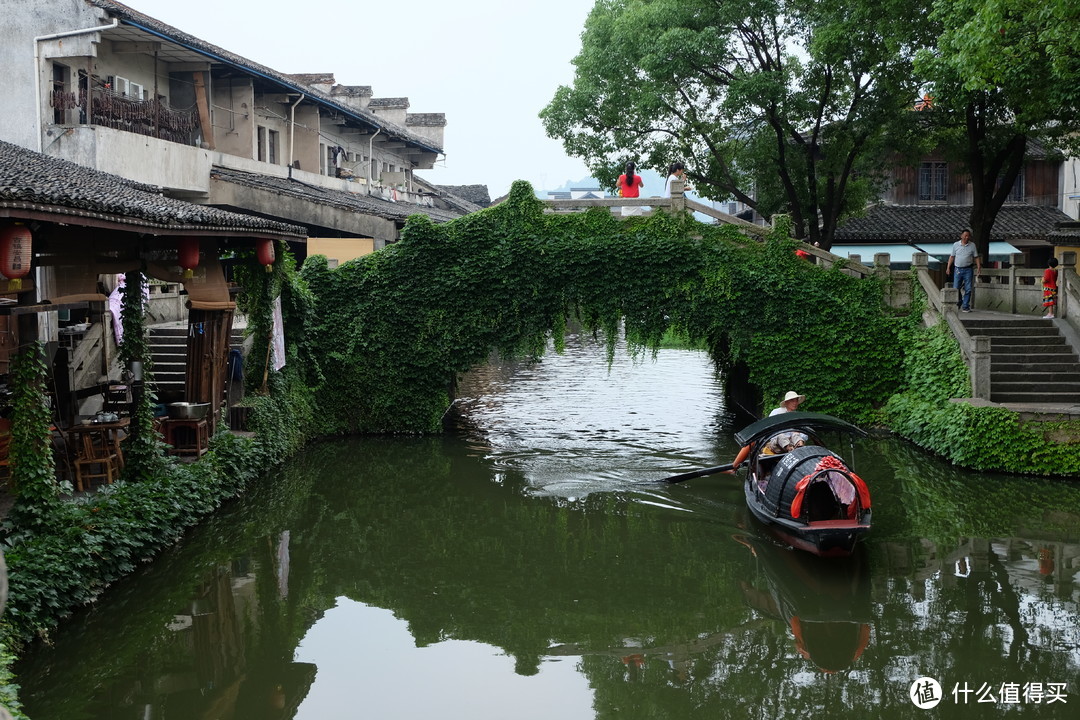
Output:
[87, 1, 443, 155]
[0, 139, 305, 239]
[210, 167, 464, 225]
[833, 204, 1073, 243]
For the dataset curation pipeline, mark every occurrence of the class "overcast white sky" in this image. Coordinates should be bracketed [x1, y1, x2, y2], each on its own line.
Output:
[123, 0, 595, 198]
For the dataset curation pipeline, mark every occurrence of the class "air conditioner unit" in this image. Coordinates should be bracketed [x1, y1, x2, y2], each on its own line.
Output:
[129, 82, 144, 100]
[113, 76, 129, 96]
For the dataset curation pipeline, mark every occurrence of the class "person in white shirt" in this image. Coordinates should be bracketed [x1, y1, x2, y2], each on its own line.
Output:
[769, 391, 805, 416]
[662, 161, 692, 198]
[945, 229, 982, 312]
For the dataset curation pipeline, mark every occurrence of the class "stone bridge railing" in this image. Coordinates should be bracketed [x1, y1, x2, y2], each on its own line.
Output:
[541, 180, 769, 237]
[540, 181, 904, 298]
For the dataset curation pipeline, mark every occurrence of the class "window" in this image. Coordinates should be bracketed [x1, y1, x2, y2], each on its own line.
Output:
[52, 64, 70, 123]
[268, 130, 278, 164]
[1006, 171, 1025, 202]
[257, 126, 266, 162]
[918, 162, 948, 202]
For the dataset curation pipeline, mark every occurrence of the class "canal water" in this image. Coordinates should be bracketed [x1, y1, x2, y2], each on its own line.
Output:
[15, 334, 1080, 719]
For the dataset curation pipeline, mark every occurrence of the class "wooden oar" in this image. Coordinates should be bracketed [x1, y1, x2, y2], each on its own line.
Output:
[661, 462, 736, 484]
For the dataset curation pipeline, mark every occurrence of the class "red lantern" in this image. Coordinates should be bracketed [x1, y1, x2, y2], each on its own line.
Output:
[0, 222, 32, 291]
[178, 236, 200, 279]
[256, 238, 276, 273]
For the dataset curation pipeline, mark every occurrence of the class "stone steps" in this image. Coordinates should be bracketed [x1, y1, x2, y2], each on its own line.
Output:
[148, 325, 244, 401]
[961, 316, 1080, 404]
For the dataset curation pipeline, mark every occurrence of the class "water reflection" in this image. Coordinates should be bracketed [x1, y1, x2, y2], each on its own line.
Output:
[734, 532, 872, 673]
[15, 336, 1080, 719]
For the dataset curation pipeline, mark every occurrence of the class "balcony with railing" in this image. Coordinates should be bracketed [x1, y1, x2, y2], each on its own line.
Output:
[45, 88, 212, 194]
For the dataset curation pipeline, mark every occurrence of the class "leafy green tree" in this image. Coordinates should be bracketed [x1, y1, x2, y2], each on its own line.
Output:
[541, 0, 932, 249]
[917, 0, 1080, 258]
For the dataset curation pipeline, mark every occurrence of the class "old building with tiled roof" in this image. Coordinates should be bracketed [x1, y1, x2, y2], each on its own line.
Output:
[2, 0, 466, 259]
[833, 139, 1070, 269]
[833, 204, 1074, 267]
[0, 138, 306, 420]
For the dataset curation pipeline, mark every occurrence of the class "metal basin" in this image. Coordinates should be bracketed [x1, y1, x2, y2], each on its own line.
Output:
[166, 402, 210, 420]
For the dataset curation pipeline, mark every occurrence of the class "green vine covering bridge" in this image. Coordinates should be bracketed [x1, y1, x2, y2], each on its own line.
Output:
[293, 180, 904, 434]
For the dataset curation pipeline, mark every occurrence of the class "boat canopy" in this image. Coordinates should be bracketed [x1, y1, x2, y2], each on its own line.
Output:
[734, 412, 866, 447]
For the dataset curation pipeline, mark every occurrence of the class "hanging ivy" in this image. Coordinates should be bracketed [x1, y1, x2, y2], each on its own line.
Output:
[4, 344, 60, 532]
[118, 270, 168, 480]
[292, 181, 903, 434]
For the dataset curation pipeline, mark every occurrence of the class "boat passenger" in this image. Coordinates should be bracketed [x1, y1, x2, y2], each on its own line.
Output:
[762, 431, 806, 455]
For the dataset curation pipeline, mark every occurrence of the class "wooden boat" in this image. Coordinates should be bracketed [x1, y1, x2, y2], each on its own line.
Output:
[734, 412, 871, 558]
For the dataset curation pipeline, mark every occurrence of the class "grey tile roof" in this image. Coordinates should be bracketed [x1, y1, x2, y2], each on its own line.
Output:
[369, 98, 409, 108]
[436, 184, 491, 208]
[210, 167, 463, 225]
[833, 204, 1073, 243]
[0, 140, 305, 236]
[87, 1, 442, 153]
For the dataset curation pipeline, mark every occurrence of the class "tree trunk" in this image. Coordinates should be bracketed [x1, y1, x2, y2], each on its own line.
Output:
[965, 101, 1026, 260]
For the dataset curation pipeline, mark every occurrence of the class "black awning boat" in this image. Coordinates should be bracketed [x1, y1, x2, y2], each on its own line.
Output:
[735, 412, 871, 558]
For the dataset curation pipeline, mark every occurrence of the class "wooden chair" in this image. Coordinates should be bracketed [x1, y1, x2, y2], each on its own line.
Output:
[74, 430, 120, 492]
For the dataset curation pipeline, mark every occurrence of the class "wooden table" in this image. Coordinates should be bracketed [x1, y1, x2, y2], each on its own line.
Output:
[66, 418, 130, 464]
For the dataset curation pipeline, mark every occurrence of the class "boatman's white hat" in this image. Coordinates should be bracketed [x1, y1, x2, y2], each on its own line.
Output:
[782, 391, 806, 404]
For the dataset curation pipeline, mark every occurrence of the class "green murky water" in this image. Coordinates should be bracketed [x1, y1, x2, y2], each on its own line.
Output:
[15, 335, 1080, 719]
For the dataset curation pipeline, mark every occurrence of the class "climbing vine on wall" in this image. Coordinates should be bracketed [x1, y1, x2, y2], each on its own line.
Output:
[5, 344, 59, 532]
[296, 181, 904, 433]
[118, 270, 168, 480]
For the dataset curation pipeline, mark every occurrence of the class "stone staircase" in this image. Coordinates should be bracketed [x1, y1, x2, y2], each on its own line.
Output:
[961, 316, 1080, 404]
[148, 325, 245, 403]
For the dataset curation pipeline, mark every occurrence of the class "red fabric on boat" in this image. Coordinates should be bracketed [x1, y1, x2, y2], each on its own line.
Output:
[789, 455, 871, 518]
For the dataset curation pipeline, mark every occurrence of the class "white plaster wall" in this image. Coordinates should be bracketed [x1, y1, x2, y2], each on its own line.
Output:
[213, 79, 255, 159]
[405, 122, 445, 149]
[1062, 158, 1080, 220]
[371, 106, 407, 125]
[94, 42, 160, 101]
[0, 0, 112, 151]
[318, 124, 414, 181]
[291, 105, 322, 172]
[47, 125, 212, 194]
[215, 152, 291, 178]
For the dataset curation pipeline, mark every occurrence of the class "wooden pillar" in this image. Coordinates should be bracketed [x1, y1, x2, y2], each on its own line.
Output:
[185, 306, 233, 433]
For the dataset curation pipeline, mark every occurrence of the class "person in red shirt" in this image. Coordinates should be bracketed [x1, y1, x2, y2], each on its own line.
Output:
[618, 161, 645, 216]
[1043, 257, 1059, 319]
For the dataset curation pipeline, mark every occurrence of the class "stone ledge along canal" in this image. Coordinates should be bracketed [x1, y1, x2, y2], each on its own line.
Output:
[15, 333, 1080, 719]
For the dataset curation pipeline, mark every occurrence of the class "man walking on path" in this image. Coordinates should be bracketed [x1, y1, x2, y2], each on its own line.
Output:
[946, 229, 982, 312]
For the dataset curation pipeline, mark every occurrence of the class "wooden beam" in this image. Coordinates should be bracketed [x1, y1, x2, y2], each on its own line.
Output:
[193, 71, 215, 150]
[110, 41, 162, 54]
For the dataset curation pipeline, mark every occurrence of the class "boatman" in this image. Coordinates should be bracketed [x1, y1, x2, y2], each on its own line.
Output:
[730, 391, 808, 470]
[769, 391, 805, 416]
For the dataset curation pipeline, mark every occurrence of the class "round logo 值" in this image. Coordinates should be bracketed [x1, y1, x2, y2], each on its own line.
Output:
[910, 676, 943, 709]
